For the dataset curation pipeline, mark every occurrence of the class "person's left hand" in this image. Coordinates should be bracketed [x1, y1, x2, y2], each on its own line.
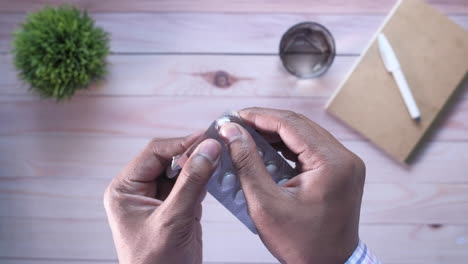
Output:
[104, 133, 221, 264]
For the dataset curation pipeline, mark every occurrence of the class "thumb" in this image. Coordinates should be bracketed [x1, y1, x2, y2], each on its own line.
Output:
[164, 139, 221, 215]
[219, 122, 278, 201]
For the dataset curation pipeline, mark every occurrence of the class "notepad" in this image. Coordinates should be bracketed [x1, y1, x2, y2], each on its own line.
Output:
[326, 0, 468, 163]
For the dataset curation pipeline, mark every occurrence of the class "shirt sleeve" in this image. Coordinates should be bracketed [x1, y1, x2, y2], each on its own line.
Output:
[344, 240, 381, 264]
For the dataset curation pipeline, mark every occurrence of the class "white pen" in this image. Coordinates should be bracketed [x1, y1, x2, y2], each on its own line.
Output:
[378, 33, 421, 121]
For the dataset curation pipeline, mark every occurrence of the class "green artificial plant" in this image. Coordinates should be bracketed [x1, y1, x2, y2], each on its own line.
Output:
[12, 6, 110, 100]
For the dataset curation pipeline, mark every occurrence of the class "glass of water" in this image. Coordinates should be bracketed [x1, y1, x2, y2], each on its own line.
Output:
[279, 22, 336, 78]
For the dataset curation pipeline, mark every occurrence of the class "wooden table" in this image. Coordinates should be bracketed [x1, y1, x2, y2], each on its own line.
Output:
[1, 1, 467, 263]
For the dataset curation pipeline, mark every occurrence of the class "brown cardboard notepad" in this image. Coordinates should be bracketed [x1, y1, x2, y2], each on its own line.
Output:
[326, 0, 468, 163]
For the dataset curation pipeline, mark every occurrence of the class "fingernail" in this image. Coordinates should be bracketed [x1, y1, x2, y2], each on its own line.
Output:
[195, 139, 221, 163]
[219, 123, 243, 143]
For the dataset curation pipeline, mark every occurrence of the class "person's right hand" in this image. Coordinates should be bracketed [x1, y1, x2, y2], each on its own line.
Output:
[219, 108, 366, 264]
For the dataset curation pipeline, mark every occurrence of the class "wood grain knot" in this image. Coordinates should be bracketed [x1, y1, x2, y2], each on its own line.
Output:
[429, 224, 443, 229]
[192, 70, 253, 89]
[213, 71, 232, 88]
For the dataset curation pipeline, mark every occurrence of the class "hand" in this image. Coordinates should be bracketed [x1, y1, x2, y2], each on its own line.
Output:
[219, 108, 365, 264]
[103, 133, 221, 264]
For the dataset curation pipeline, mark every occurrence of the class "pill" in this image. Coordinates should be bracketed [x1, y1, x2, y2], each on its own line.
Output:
[258, 148, 264, 158]
[277, 178, 289, 186]
[234, 189, 245, 204]
[221, 172, 237, 191]
[266, 163, 278, 174]
[215, 116, 232, 130]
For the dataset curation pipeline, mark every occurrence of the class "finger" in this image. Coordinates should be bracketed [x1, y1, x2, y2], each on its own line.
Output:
[259, 131, 282, 144]
[239, 107, 335, 156]
[219, 122, 278, 201]
[195, 202, 203, 222]
[110, 132, 202, 197]
[163, 139, 221, 214]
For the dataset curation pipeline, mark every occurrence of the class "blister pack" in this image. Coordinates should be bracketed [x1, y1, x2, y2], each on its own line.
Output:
[166, 112, 297, 233]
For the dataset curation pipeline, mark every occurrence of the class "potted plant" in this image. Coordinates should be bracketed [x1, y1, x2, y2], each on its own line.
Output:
[12, 6, 110, 100]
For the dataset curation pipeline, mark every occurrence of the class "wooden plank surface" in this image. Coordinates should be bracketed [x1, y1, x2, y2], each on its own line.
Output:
[1, 1, 468, 263]
[1, 171, 468, 224]
[0, 260, 116, 264]
[3, 54, 467, 98]
[0, 13, 385, 54]
[0, 55, 357, 97]
[0, 260, 283, 264]
[0, 0, 467, 14]
[0, 96, 466, 141]
[0, 261, 253, 264]
[1, 216, 467, 263]
[1, 14, 467, 54]
[0, 260, 280, 264]
[1, 136, 468, 183]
